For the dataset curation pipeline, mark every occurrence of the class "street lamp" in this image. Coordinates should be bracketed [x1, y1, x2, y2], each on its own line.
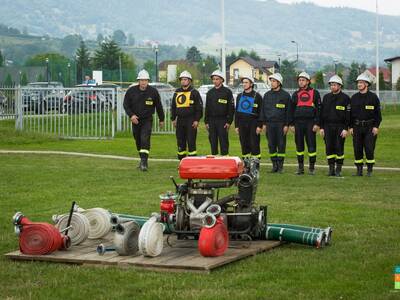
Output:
[291, 40, 299, 63]
[67, 62, 71, 87]
[277, 54, 281, 71]
[333, 59, 338, 74]
[154, 44, 159, 82]
[45, 57, 49, 84]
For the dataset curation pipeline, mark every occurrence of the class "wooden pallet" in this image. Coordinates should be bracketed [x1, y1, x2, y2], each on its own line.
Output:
[5, 236, 281, 273]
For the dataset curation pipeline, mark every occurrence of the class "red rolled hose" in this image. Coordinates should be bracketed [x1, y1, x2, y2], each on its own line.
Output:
[198, 218, 229, 257]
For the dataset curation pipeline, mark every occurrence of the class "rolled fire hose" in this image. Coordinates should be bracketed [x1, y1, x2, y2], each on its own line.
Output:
[138, 216, 164, 257]
[266, 226, 326, 248]
[13, 212, 70, 255]
[79, 207, 113, 239]
[114, 221, 140, 256]
[53, 212, 90, 245]
[198, 217, 229, 257]
[269, 223, 332, 245]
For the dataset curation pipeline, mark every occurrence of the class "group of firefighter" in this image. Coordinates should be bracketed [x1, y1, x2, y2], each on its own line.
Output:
[123, 67, 382, 177]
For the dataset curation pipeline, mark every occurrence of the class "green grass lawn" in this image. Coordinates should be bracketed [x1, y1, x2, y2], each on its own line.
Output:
[0, 107, 400, 299]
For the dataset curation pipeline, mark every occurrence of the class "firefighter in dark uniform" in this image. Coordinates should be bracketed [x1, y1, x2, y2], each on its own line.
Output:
[290, 71, 321, 175]
[319, 75, 350, 177]
[349, 73, 382, 176]
[204, 70, 234, 155]
[258, 73, 292, 173]
[123, 69, 165, 171]
[171, 70, 203, 160]
[235, 76, 263, 162]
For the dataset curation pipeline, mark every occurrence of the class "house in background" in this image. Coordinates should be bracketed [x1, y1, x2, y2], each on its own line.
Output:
[365, 67, 391, 86]
[384, 56, 400, 89]
[228, 56, 279, 86]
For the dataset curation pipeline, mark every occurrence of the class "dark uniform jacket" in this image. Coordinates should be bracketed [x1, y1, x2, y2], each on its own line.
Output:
[291, 87, 321, 125]
[123, 85, 165, 121]
[350, 91, 382, 128]
[204, 86, 235, 124]
[320, 91, 351, 129]
[171, 86, 203, 121]
[259, 88, 292, 125]
[234, 90, 263, 128]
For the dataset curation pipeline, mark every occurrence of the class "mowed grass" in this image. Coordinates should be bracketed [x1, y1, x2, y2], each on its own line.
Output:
[0, 107, 400, 299]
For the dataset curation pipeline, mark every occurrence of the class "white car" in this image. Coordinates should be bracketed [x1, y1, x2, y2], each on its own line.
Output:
[233, 82, 271, 100]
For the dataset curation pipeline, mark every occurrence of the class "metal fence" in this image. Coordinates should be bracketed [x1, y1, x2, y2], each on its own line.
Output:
[2, 86, 400, 139]
[15, 87, 115, 139]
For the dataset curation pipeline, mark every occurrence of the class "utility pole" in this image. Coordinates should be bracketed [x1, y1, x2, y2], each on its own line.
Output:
[221, 0, 226, 79]
[375, 0, 380, 97]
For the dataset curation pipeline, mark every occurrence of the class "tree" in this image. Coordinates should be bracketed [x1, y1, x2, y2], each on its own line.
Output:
[314, 71, 325, 89]
[280, 59, 297, 88]
[97, 34, 104, 44]
[92, 40, 122, 70]
[197, 56, 218, 84]
[396, 76, 400, 91]
[37, 73, 44, 82]
[249, 50, 260, 61]
[144, 60, 156, 80]
[25, 53, 70, 83]
[347, 62, 360, 89]
[20, 72, 28, 86]
[0, 49, 3, 67]
[112, 30, 127, 46]
[75, 41, 91, 82]
[4, 73, 13, 86]
[226, 51, 237, 66]
[378, 71, 387, 90]
[238, 49, 249, 57]
[186, 46, 201, 63]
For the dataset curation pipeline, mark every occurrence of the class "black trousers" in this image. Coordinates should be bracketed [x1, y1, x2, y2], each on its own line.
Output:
[176, 117, 197, 160]
[294, 120, 316, 164]
[132, 118, 152, 159]
[238, 119, 260, 158]
[208, 118, 229, 155]
[353, 125, 377, 166]
[266, 122, 286, 162]
[324, 125, 346, 165]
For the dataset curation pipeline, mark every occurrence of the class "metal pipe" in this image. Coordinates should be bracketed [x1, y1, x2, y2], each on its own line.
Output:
[268, 223, 332, 245]
[265, 226, 326, 248]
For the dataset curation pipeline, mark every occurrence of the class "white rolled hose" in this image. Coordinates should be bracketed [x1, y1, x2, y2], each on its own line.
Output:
[53, 212, 90, 245]
[79, 207, 113, 239]
[138, 216, 164, 257]
[114, 221, 140, 256]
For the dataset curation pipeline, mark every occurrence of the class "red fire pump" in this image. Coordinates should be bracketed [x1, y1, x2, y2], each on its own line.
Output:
[160, 156, 266, 257]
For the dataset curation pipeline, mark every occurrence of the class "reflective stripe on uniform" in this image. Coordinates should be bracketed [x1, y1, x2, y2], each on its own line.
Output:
[188, 151, 197, 156]
[139, 149, 150, 154]
[296, 151, 304, 156]
[277, 153, 286, 157]
[177, 151, 187, 155]
[366, 159, 376, 164]
[327, 154, 337, 160]
[242, 153, 251, 158]
[336, 155, 345, 160]
[309, 152, 317, 157]
[354, 159, 364, 164]
[252, 154, 261, 158]
[269, 152, 278, 158]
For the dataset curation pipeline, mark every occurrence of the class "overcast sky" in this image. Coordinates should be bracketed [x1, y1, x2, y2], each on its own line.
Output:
[276, 0, 400, 16]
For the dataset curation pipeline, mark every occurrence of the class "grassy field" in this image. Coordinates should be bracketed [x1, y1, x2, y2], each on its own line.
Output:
[0, 107, 399, 299]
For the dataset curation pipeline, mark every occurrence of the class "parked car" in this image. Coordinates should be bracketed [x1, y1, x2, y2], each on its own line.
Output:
[63, 83, 119, 114]
[22, 82, 65, 113]
[198, 84, 214, 101]
[233, 82, 270, 100]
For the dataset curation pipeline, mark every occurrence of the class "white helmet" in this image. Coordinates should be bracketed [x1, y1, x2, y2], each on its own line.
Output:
[241, 76, 254, 84]
[210, 70, 225, 82]
[356, 73, 372, 85]
[328, 75, 343, 86]
[269, 73, 283, 85]
[179, 70, 192, 80]
[137, 69, 150, 80]
[298, 71, 311, 81]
